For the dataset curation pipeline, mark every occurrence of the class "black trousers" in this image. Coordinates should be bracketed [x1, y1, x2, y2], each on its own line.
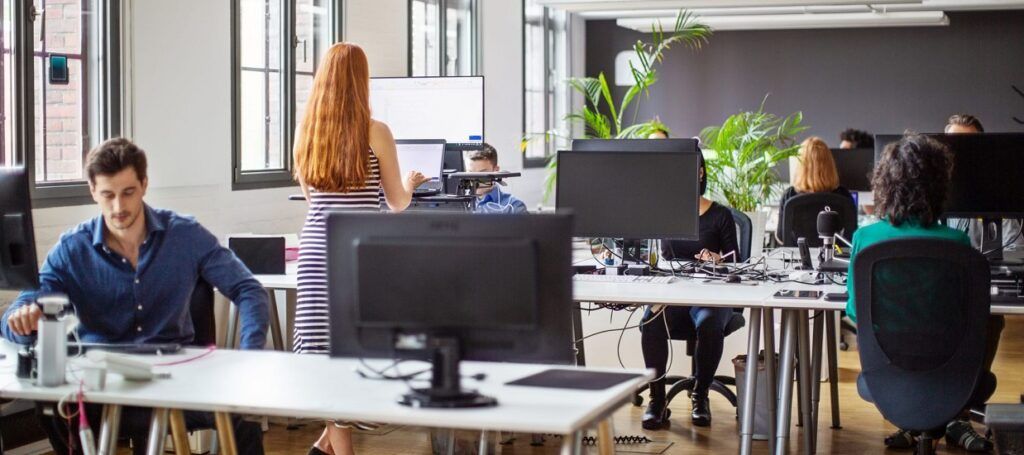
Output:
[35, 402, 264, 455]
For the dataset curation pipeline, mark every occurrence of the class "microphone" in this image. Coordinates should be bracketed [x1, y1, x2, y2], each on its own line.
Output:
[817, 207, 841, 262]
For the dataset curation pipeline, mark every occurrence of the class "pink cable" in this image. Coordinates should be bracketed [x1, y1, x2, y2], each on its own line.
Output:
[153, 345, 217, 367]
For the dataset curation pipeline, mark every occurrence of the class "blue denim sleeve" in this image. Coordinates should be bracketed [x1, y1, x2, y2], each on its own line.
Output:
[1, 241, 68, 345]
[192, 224, 269, 350]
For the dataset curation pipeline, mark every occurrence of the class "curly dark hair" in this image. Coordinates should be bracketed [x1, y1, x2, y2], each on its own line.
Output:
[872, 134, 953, 226]
[839, 128, 874, 148]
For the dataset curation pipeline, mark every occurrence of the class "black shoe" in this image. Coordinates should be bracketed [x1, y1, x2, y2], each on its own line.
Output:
[308, 447, 330, 455]
[642, 400, 671, 430]
[691, 395, 711, 427]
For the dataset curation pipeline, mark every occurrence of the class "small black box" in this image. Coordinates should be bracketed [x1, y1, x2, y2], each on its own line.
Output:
[228, 237, 286, 275]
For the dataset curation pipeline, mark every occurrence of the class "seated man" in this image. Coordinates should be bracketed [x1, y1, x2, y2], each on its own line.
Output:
[838, 128, 874, 149]
[1, 138, 268, 455]
[466, 143, 527, 214]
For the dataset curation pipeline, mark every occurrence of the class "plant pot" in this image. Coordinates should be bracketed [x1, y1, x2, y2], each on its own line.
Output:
[745, 208, 769, 258]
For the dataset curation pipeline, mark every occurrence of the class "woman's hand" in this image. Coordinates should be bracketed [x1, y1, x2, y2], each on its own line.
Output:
[403, 171, 429, 192]
[694, 249, 722, 263]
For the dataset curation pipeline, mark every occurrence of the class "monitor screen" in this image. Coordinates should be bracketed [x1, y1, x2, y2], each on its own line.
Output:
[556, 150, 701, 239]
[0, 167, 39, 290]
[370, 76, 484, 144]
[395, 139, 445, 184]
[831, 147, 874, 192]
[875, 133, 1024, 218]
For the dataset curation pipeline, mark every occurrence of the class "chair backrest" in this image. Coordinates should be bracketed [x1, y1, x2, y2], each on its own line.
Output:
[854, 238, 990, 432]
[729, 208, 753, 262]
[780, 192, 857, 247]
[190, 278, 217, 347]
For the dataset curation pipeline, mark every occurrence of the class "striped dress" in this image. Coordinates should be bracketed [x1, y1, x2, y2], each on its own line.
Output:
[293, 152, 384, 354]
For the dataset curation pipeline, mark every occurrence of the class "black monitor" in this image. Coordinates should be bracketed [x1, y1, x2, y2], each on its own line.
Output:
[831, 147, 875, 192]
[0, 167, 38, 290]
[571, 138, 698, 153]
[874, 133, 1024, 218]
[327, 212, 573, 408]
[556, 150, 700, 239]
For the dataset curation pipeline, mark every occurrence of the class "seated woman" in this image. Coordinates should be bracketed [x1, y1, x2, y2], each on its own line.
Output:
[777, 137, 854, 239]
[848, 133, 997, 452]
[641, 153, 739, 430]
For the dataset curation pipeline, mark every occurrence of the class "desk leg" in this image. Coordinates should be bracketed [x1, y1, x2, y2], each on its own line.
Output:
[810, 310, 824, 451]
[215, 412, 238, 455]
[559, 430, 583, 455]
[597, 418, 615, 455]
[739, 308, 763, 455]
[285, 289, 297, 352]
[226, 303, 239, 349]
[825, 311, 842, 429]
[763, 308, 778, 453]
[98, 404, 121, 455]
[267, 290, 284, 351]
[797, 310, 815, 454]
[775, 310, 797, 455]
[445, 429, 456, 455]
[573, 303, 587, 366]
[169, 410, 191, 455]
[146, 408, 169, 455]
[478, 430, 488, 455]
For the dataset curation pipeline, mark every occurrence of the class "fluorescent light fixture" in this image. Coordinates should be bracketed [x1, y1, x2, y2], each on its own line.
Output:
[535, 0, 922, 13]
[617, 11, 949, 31]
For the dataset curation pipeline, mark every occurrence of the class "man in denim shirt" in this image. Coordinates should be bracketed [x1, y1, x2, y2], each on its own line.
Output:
[1, 138, 267, 454]
[467, 144, 527, 214]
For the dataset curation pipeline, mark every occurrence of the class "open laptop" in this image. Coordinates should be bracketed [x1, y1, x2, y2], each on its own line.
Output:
[395, 139, 446, 196]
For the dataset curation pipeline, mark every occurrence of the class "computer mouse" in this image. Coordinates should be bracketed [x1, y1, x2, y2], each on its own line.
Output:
[725, 274, 742, 284]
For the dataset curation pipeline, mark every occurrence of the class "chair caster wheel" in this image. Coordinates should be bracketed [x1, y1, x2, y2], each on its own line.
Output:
[632, 394, 644, 407]
[839, 342, 849, 351]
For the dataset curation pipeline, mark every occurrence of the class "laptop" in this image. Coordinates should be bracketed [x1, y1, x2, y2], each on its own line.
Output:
[395, 139, 446, 196]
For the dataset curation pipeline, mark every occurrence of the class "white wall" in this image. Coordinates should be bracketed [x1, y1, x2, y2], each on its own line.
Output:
[345, 0, 408, 76]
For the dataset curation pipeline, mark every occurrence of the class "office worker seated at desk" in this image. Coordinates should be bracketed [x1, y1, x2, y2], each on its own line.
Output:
[838, 128, 874, 150]
[847, 134, 999, 452]
[776, 137, 854, 237]
[0, 138, 269, 455]
[640, 153, 738, 430]
[466, 143, 527, 214]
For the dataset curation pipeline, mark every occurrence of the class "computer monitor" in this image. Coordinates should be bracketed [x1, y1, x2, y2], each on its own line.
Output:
[0, 167, 38, 290]
[556, 150, 701, 239]
[571, 138, 698, 153]
[831, 147, 875, 192]
[874, 133, 1024, 218]
[327, 212, 573, 408]
[395, 139, 445, 192]
[370, 76, 484, 145]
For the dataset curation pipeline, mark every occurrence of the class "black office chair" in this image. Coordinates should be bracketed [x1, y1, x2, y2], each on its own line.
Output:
[854, 239, 992, 455]
[190, 278, 217, 346]
[778, 192, 857, 247]
[729, 208, 753, 262]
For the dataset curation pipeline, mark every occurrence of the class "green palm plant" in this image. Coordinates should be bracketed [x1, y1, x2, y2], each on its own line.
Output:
[700, 95, 808, 212]
[531, 10, 712, 200]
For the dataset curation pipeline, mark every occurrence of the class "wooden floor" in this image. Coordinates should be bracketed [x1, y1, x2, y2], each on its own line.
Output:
[260, 317, 1024, 454]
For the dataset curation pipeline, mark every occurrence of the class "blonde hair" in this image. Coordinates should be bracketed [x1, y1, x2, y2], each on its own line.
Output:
[293, 43, 371, 193]
[792, 137, 840, 193]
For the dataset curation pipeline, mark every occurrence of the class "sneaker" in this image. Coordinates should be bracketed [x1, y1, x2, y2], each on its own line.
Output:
[884, 429, 917, 449]
[946, 419, 993, 452]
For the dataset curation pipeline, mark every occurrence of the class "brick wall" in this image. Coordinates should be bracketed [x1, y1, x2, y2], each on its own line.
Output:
[34, 0, 86, 182]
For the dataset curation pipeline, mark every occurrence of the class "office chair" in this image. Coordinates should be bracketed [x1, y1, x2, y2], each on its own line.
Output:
[854, 239, 992, 455]
[633, 210, 752, 410]
[778, 192, 857, 247]
[190, 278, 217, 346]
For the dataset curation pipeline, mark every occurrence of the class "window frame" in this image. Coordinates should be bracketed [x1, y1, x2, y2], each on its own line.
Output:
[7, 0, 124, 207]
[407, 0, 479, 78]
[521, 2, 552, 169]
[230, 0, 344, 191]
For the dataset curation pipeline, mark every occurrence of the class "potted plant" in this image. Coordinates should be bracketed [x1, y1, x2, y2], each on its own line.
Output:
[527, 10, 712, 200]
[700, 95, 808, 255]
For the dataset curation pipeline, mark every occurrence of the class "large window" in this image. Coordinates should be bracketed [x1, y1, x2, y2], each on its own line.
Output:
[409, 0, 477, 77]
[232, 0, 340, 190]
[523, 0, 569, 167]
[2, 0, 122, 205]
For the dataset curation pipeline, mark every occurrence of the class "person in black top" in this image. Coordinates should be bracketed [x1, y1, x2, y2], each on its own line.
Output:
[640, 152, 739, 430]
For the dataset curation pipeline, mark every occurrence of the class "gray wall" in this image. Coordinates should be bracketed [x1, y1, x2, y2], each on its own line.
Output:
[586, 11, 1024, 143]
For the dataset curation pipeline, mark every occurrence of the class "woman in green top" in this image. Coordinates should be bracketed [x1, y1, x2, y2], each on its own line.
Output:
[848, 134, 999, 452]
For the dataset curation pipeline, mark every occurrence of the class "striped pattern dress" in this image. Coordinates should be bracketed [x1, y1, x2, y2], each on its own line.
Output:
[293, 152, 384, 354]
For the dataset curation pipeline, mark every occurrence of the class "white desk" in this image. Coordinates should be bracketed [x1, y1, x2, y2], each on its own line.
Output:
[0, 343, 650, 455]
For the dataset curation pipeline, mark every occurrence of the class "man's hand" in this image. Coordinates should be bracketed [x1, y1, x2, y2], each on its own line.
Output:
[7, 304, 42, 336]
[694, 248, 722, 264]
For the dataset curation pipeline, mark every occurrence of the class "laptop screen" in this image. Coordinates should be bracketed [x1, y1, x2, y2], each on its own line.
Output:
[395, 140, 445, 185]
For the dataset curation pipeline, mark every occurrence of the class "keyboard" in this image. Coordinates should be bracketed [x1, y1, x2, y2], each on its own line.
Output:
[573, 274, 675, 284]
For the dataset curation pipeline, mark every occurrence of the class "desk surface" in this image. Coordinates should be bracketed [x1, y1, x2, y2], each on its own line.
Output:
[0, 344, 651, 435]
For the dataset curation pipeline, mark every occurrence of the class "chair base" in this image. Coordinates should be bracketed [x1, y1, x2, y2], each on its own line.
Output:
[633, 375, 738, 413]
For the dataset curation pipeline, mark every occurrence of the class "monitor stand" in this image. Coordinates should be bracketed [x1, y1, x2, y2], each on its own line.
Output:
[398, 336, 497, 409]
[980, 218, 1022, 266]
[620, 239, 646, 265]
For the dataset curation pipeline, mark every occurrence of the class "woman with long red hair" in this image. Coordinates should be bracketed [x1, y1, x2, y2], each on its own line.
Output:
[293, 42, 426, 455]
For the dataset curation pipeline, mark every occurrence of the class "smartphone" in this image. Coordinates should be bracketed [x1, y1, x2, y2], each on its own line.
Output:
[49, 55, 69, 85]
[773, 289, 823, 299]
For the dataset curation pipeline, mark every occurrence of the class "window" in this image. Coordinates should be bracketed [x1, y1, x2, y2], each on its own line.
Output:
[232, 0, 341, 190]
[522, 0, 569, 168]
[409, 0, 477, 77]
[2, 0, 123, 205]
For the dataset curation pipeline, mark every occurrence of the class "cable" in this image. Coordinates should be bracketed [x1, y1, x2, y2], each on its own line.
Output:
[153, 346, 217, 367]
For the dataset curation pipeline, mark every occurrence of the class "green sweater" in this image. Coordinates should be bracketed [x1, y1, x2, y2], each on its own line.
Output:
[846, 220, 970, 323]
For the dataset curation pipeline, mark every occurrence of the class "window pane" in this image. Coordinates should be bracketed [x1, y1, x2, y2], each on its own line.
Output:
[238, 0, 283, 172]
[2, 0, 14, 166]
[410, 0, 439, 77]
[43, 0, 81, 55]
[523, 3, 546, 159]
[445, 0, 473, 76]
[295, 0, 330, 131]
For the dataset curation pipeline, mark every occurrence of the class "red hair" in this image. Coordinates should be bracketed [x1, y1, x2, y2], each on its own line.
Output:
[294, 43, 371, 193]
